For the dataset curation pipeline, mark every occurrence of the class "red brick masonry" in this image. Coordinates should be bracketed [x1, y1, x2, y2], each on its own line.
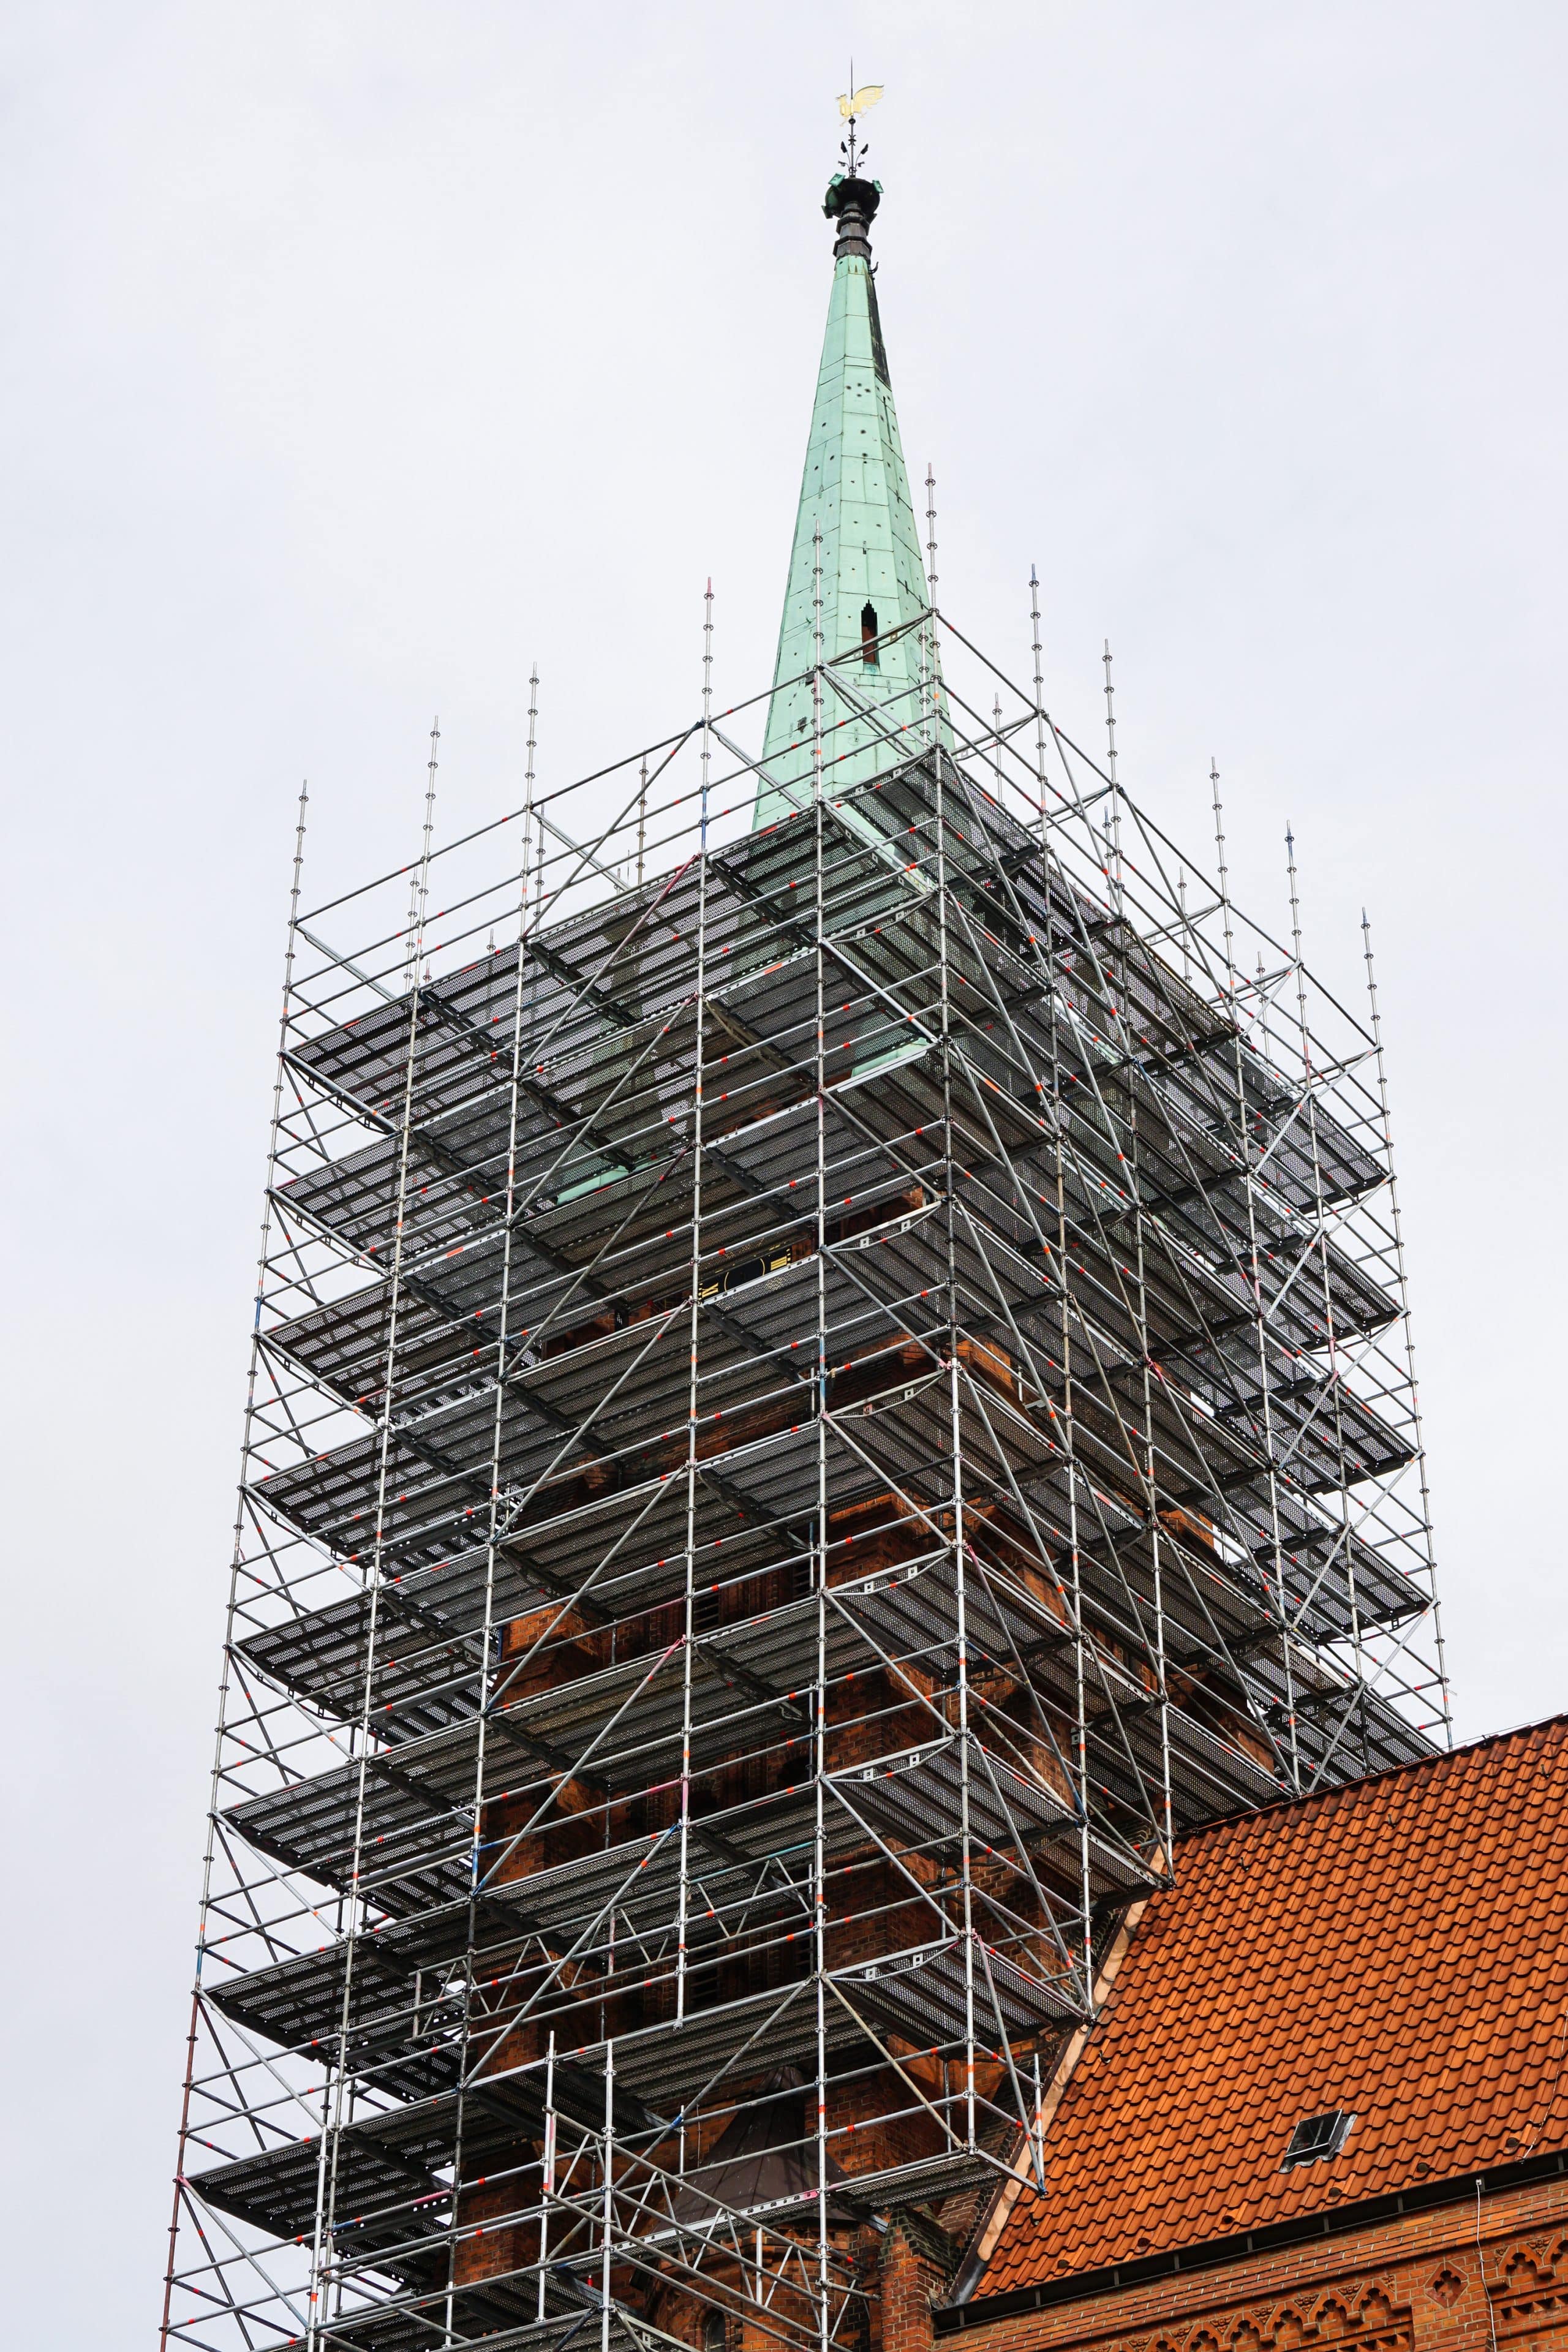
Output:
[943, 2169, 1568, 2352]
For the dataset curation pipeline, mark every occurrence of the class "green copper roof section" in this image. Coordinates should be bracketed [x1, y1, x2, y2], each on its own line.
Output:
[753, 175, 948, 830]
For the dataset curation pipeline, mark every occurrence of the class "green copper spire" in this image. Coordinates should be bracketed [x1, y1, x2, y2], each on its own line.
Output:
[753, 170, 945, 829]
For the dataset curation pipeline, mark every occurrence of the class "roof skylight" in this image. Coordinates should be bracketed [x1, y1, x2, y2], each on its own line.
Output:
[1281, 2110, 1356, 2169]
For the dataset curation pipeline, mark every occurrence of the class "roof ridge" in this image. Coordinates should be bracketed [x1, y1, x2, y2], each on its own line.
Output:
[1172, 1709, 1568, 1856]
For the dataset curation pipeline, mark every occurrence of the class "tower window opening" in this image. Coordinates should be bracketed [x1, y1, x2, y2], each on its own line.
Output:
[861, 601, 880, 666]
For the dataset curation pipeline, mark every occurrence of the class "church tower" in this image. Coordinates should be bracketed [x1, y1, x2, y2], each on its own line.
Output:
[162, 123, 1447, 2352]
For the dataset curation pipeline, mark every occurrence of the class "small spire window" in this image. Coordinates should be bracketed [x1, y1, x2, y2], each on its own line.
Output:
[861, 601, 880, 666]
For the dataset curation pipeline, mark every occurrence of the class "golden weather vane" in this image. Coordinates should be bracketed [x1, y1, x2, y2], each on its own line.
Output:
[835, 75, 883, 177]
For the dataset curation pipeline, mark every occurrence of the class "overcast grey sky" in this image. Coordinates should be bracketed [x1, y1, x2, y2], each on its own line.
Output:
[2, 2, 1564, 2335]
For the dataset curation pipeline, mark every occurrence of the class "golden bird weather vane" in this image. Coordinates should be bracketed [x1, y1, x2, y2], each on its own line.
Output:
[835, 74, 883, 177]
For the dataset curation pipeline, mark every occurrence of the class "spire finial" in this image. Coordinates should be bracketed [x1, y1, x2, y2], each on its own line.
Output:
[836, 74, 883, 178]
[827, 80, 884, 257]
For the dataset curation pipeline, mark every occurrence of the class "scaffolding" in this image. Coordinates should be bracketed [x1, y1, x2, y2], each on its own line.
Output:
[161, 591, 1448, 2352]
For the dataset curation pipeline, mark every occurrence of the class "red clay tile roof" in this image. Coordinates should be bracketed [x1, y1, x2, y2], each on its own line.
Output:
[978, 1714, 1568, 2297]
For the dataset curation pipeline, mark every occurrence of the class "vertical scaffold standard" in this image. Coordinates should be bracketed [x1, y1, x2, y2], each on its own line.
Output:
[162, 159, 1447, 2352]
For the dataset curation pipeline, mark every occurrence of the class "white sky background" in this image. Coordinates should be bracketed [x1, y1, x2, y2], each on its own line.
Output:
[2, 0, 1564, 2332]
